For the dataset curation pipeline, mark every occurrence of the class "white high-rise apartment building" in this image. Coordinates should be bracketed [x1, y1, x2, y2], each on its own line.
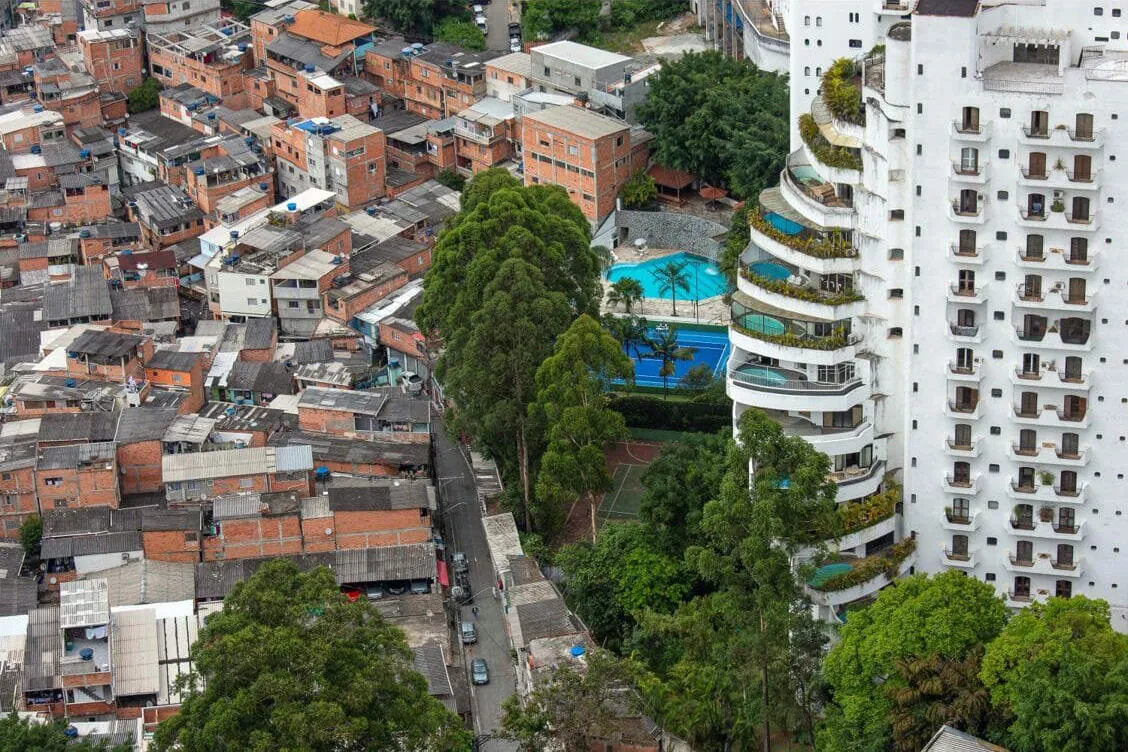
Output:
[725, 0, 1128, 629]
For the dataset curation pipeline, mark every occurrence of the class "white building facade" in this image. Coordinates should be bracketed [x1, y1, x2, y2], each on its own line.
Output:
[729, 0, 1128, 627]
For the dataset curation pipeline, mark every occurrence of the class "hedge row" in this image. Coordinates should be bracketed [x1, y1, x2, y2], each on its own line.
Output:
[607, 395, 731, 434]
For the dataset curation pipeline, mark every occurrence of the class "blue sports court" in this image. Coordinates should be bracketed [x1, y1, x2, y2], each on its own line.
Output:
[627, 325, 731, 390]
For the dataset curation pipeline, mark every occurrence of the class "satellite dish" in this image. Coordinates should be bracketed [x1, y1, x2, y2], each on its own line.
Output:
[49, 577, 57, 585]
[324, 528, 333, 536]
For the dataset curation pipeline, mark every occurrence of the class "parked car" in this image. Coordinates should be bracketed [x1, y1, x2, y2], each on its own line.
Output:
[474, 15, 487, 31]
[460, 621, 478, 644]
[471, 658, 489, 685]
[510, 38, 521, 52]
[508, 22, 521, 37]
[365, 584, 385, 601]
[386, 581, 408, 595]
[401, 371, 423, 394]
[472, 3, 484, 12]
[409, 579, 431, 595]
[451, 552, 469, 574]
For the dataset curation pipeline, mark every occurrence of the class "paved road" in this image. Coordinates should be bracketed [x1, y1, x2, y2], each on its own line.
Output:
[434, 428, 519, 752]
[483, 0, 518, 52]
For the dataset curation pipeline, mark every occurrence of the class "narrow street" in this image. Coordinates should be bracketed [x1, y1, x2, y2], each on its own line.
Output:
[433, 428, 519, 752]
[484, 0, 518, 52]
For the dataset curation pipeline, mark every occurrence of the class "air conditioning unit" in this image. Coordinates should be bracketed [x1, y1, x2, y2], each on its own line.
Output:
[1052, 189, 1065, 200]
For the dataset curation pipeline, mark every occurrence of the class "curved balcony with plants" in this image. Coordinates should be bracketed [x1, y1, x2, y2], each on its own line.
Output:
[799, 113, 863, 173]
[748, 207, 857, 264]
[739, 266, 864, 319]
[806, 538, 916, 605]
[730, 293, 855, 364]
[821, 58, 865, 126]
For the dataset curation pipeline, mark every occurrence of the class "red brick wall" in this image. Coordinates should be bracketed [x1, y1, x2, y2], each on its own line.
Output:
[0, 466, 38, 540]
[143, 530, 201, 563]
[333, 508, 431, 549]
[204, 514, 303, 561]
[36, 466, 119, 509]
[324, 270, 408, 324]
[300, 517, 335, 552]
[117, 440, 162, 494]
[79, 33, 143, 93]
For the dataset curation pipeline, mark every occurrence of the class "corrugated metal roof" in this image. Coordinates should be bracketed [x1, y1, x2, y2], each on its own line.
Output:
[41, 531, 142, 559]
[69, 329, 144, 358]
[141, 509, 200, 532]
[327, 481, 431, 512]
[300, 496, 331, 519]
[334, 543, 435, 584]
[0, 577, 35, 617]
[212, 494, 264, 520]
[156, 613, 198, 705]
[111, 608, 160, 697]
[922, 727, 1009, 752]
[298, 386, 386, 416]
[412, 641, 453, 698]
[59, 578, 109, 628]
[161, 445, 313, 483]
[37, 441, 117, 470]
[162, 414, 216, 445]
[22, 607, 60, 692]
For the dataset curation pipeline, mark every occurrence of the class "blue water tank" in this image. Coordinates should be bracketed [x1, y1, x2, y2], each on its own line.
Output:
[304, 63, 314, 73]
[79, 148, 90, 158]
[569, 645, 586, 657]
[194, 167, 205, 176]
[365, 206, 377, 216]
[224, 406, 236, 416]
[79, 228, 91, 238]
[79, 648, 94, 661]
[32, 104, 42, 113]
[30, 145, 40, 154]
[286, 202, 297, 211]
[64, 378, 77, 387]
[315, 467, 330, 479]
[238, 42, 248, 52]
[118, 127, 127, 135]
[221, 27, 233, 36]
[207, 112, 216, 120]
[230, 230, 239, 239]
[244, 136, 255, 146]
[282, 13, 294, 22]
[258, 182, 268, 190]
[64, 727, 79, 739]
[121, 249, 133, 255]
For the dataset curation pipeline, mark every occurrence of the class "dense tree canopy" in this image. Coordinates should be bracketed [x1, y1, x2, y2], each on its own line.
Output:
[417, 170, 601, 526]
[522, 0, 685, 42]
[361, 0, 432, 33]
[637, 52, 788, 198]
[637, 430, 727, 557]
[434, 18, 485, 50]
[126, 77, 162, 113]
[981, 597, 1128, 752]
[820, 571, 1008, 752]
[152, 560, 468, 752]
[0, 714, 130, 752]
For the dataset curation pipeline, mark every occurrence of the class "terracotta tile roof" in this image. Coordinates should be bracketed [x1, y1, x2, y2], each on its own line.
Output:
[288, 9, 374, 48]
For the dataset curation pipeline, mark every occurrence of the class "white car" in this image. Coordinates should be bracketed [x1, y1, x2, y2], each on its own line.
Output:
[472, 4, 484, 13]
[510, 37, 521, 52]
[474, 15, 487, 31]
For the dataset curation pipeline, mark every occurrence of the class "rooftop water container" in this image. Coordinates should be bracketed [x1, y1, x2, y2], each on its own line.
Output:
[315, 467, 331, 480]
[30, 145, 40, 154]
[286, 202, 297, 211]
[79, 228, 91, 238]
[238, 42, 248, 52]
[79, 149, 90, 158]
[193, 167, 205, 176]
[64, 378, 77, 387]
[207, 112, 216, 120]
[121, 249, 133, 255]
[304, 63, 314, 72]
[230, 230, 239, 239]
[259, 182, 268, 190]
[32, 104, 42, 113]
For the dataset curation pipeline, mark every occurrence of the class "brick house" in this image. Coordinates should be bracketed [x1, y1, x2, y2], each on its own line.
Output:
[77, 28, 143, 94]
[141, 509, 202, 563]
[204, 493, 303, 561]
[297, 386, 431, 442]
[114, 407, 180, 495]
[35, 442, 120, 511]
[453, 98, 515, 175]
[65, 328, 152, 383]
[520, 104, 636, 222]
[147, 21, 253, 108]
[160, 445, 314, 503]
[196, 402, 288, 447]
[323, 262, 409, 326]
[144, 349, 205, 414]
[323, 482, 435, 549]
[76, 223, 142, 265]
[110, 249, 179, 289]
[281, 431, 430, 478]
[0, 438, 39, 539]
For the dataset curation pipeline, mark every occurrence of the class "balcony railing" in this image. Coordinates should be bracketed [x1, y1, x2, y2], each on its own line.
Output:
[1017, 283, 1043, 302]
[944, 549, 971, 562]
[1008, 555, 1034, 567]
[1054, 524, 1079, 535]
[1052, 558, 1077, 571]
[1023, 126, 1050, 139]
[1012, 444, 1039, 456]
[728, 365, 864, 395]
[949, 323, 980, 337]
[1057, 409, 1087, 422]
[1066, 213, 1092, 225]
[1069, 128, 1096, 142]
[1020, 209, 1047, 222]
[946, 439, 975, 452]
[950, 244, 979, 258]
[1020, 167, 1048, 180]
[1010, 517, 1035, 531]
[1067, 170, 1094, 183]
[1014, 368, 1041, 381]
[948, 400, 979, 414]
[952, 201, 982, 217]
[949, 285, 978, 298]
[945, 475, 973, 488]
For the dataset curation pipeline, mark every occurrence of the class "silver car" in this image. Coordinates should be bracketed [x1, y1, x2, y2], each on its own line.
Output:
[471, 658, 489, 685]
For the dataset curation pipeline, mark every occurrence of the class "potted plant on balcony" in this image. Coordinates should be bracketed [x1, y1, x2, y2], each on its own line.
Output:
[1051, 198, 1066, 213]
[1039, 505, 1054, 522]
[1053, 158, 1067, 171]
[1039, 471, 1055, 487]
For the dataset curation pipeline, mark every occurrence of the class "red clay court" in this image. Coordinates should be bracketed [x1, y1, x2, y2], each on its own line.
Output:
[596, 440, 663, 525]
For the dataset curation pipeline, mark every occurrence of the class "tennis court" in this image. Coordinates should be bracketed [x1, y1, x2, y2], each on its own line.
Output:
[594, 441, 663, 526]
[629, 325, 731, 390]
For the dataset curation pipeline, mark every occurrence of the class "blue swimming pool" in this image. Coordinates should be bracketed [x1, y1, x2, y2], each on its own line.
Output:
[808, 562, 854, 588]
[735, 365, 790, 386]
[607, 252, 728, 301]
[737, 314, 787, 336]
[749, 261, 792, 281]
[764, 212, 804, 236]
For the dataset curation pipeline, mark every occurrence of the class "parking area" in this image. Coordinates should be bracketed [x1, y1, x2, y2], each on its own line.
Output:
[482, 0, 520, 51]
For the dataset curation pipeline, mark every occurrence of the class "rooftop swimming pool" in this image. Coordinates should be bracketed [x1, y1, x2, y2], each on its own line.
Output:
[607, 252, 728, 301]
[763, 212, 804, 236]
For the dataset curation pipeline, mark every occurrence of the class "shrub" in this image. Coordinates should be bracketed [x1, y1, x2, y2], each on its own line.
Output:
[127, 77, 162, 114]
[731, 322, 849, 351]
[816, 539, 916, 592]
[799, 114, 863, 172]
[435, 169, 466, 192]
[821, 58, 863, 125]
[748, 210, 856, 259]
[742, 270, 864, 306]
[840, 483, 899, 533]
[607, 395, 731, 434]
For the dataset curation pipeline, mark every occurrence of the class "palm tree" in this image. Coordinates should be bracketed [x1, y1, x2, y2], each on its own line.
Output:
[651, 260, 691, 317]
[606, 277, 644, 314]
[645, 326, 697, 398]
[601, 314, 650, 362]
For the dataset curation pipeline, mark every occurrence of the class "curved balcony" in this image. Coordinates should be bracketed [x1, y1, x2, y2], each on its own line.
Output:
[747, 204, 857, 272]
[1007, 443, 1089, 468]
[1012, 324, 1094, 352]
[832, 460, 886, 503]
[780, 169, 855, 231]
[1009, 367, 1092, 391]
[942, 473, 981, 495]
[1009, 518, 1086, 542]
[949, 198, 987, 224]
[943, 510, 981, 531]
[946, 322, 984, 344]
[949, 243, 986, 265]
[1005, 554, 1084, 578]
[730, 292, 856, 365]
[1012, 285, 1098, 314]
[799, 140, 861, 185]
[951, 160, 990, 185]
[947, 283, 989, 305]
[1014, 246, 1099, 273]
[1011, 406, 1090, 430]
[835, 514, 897, 552]
[942, 547, 978, 569]
[944, 399, 982, 421]
[806, 542, 916, 607]
[946, 360, 982, 383]
[737, 269, 865, 320]
[727, 363, 866, 413]
[760, 410, 874, 456]
[1006, 481, 1088, 505]
[944, 437, 982, 458]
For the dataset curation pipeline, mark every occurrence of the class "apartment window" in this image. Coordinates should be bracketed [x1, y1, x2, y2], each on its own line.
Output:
[1115, 8, 1123, 16]
[615, 136, 624, 147]
[805, 66, 811, 76]
[804, 15, 810, 25]
[239, 478, 254, 488]
[247, 298, 257, 306]
[816, 16, 822, 26]
[849, 39, 862, 48]
[543, 66, 550, 75]
[44, 478, 62, 487]
[1095, 6, 1104, 14]
[573, 76, 581, 86]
